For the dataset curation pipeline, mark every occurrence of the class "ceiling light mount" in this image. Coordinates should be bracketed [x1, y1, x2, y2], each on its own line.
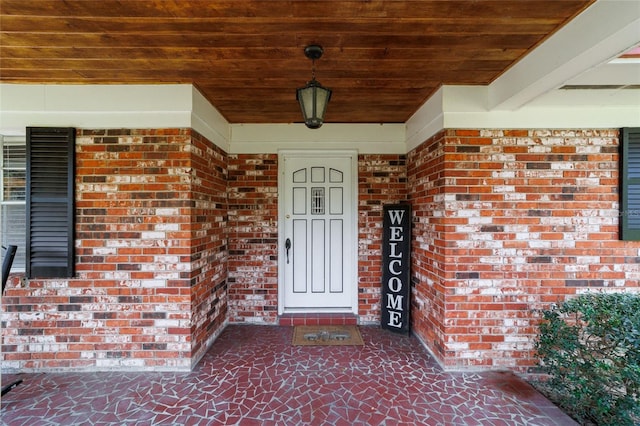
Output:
[304, 45, 324, 61]
[297, 45, 332, 129]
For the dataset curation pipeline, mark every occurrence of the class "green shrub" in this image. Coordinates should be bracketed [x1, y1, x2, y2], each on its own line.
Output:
[535, 293, 640, 426]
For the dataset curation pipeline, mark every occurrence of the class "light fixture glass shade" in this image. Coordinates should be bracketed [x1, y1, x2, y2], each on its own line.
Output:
[296, 79, 332, 129]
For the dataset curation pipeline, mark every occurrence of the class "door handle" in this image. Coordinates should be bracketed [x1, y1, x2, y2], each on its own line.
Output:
[285, 238, 291, 264]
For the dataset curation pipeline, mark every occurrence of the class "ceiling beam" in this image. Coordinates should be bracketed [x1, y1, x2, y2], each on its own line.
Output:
[488, 0, 640, 111]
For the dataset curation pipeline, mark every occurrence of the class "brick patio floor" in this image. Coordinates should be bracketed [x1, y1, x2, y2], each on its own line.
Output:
[1, 325, 576, 425]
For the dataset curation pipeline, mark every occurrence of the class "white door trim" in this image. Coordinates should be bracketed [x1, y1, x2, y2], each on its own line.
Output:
[277, 149, 359, 315]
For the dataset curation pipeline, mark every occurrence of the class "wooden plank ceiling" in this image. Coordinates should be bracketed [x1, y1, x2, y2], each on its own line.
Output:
[0, 0, 594, 124]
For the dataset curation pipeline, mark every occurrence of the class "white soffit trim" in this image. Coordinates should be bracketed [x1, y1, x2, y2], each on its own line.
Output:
[190, 87, 231, 152]
[488, 0, 640, 111]
[405, 83, 639, 145]
[229, 123, 406, 154]
[444, 85, 640, 129]
[405, 87, 445, 152]
[565, 62, 640, 86]
[0, 83, 194, 135]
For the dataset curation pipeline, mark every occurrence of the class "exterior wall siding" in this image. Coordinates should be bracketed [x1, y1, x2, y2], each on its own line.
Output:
[188, 131, 229, 367]
[226, 154, 279, 324]
[4, 126, 639, 373]
[407, 131, 448, 362]
[1, 129, 228, 371]
[358, 155, 408, 323]
[225, 154, 407, 324]
[408, 129, 640, 372]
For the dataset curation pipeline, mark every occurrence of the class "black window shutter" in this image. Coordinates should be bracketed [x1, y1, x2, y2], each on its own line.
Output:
[26, 127, 75, 278]
[620, 127, 640, 241]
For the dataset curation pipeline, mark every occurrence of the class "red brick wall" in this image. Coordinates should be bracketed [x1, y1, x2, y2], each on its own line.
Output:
[406, 131, 448, 362]
[189, 131, 229, 366]
[3, 147, 409, 369]
[227, 154, 279, 323]
[1, 128, 228, 371]
[408, 129, 640, 372]
[7, 126, 635, 373]
[358, 155, 408, 323]
[225, 154, 407, 324]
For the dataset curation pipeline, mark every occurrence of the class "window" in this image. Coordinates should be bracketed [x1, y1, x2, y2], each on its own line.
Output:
[1, 136, 26, 272]
[620, 127, 640, 241]
[26, 127, 75, 278]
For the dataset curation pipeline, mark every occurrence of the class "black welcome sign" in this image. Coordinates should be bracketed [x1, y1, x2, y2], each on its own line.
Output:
[381, 204, 411, 333]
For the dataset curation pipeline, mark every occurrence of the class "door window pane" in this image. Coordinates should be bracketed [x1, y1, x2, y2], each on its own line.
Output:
[311, 187, 325, 215]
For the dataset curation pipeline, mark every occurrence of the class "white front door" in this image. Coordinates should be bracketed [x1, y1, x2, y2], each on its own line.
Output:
[278, 150, 358, 313]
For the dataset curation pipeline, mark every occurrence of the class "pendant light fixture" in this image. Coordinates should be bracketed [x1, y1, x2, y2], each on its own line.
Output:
[296, 45, 332, 129]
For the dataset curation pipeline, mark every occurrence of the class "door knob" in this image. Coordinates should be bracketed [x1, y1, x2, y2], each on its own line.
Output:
[285, 238, 291, 264]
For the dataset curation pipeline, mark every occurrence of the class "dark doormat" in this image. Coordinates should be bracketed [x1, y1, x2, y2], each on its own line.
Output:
[292, 325, 364, 346]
